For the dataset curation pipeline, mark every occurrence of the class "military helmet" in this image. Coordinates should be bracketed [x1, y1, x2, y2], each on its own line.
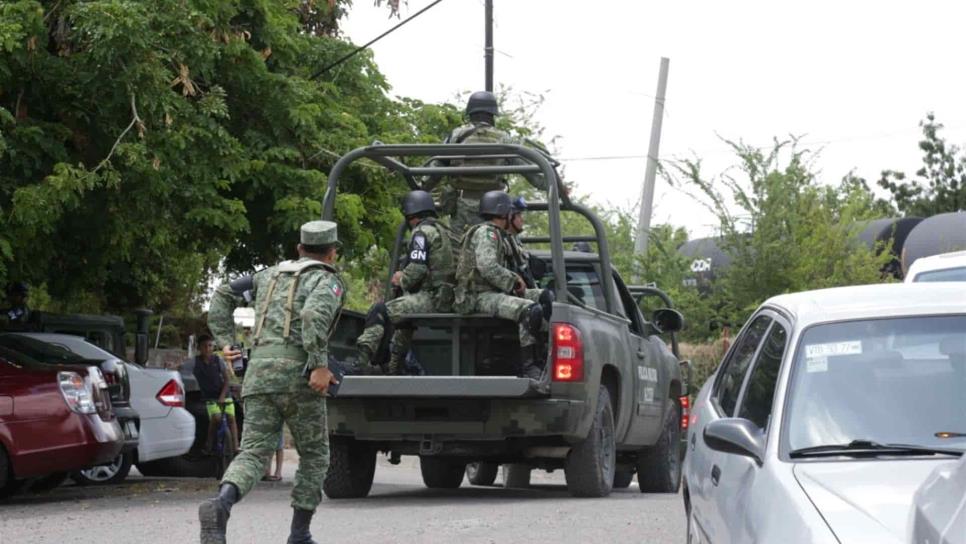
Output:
[466, 91, 499, 116]
[510, 196, 528, 213]
[402, 190, 436, 217]
[479, 190, 512, 218]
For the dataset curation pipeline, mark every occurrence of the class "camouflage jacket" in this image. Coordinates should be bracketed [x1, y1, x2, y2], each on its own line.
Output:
[423, 122, 548, 194]
[208, 257, 345, 396]
[400, 218, 456, 294]
[506, 233, 535, 286]
[456, 222, 518, 295]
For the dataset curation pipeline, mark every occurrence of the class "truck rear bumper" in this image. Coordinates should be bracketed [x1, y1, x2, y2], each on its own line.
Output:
[328, 396, 591, 443]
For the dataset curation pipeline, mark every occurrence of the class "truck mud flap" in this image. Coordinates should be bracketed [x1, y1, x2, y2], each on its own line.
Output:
[334, 376, 548, 398]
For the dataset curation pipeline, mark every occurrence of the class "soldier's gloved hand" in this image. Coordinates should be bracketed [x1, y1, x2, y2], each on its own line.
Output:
[514, 275, 527, 297]
[391, 271, 403, 287]
[309, 367, 339, 395]
[222, 345, 242, 363]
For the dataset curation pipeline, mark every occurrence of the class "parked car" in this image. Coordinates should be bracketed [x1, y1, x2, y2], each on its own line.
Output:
[904, 250, 966, 283]
[17, 333, 195, 484]
[910, 453, 966, 544]
[0, 343, 123, 497]
[682, 283, 966, 544]
[0, 333, 140, 477]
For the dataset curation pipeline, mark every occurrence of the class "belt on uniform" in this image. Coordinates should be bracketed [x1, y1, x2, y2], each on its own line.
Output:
[251, 344, 308, 362]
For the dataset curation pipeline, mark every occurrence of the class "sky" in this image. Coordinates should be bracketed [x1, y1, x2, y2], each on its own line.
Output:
[341, 0, 966, 238]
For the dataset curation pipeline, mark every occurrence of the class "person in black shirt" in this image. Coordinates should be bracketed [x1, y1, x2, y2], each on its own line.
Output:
[193, 334, 239, 453]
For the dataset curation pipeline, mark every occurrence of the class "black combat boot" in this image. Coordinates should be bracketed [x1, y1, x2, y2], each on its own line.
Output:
[198, 483, 239, 544]
[521, 346, 546, 380]
[287, 508, 318, 544]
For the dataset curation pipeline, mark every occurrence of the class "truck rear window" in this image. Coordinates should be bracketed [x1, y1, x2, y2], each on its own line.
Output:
[539, 266, 605, 311]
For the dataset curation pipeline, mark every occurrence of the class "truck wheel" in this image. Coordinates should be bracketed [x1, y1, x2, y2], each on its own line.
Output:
[72, 451, 134, 486]
[419, 457, 466, 489]
[502, 464, 531, 489]
[466, 462, 499, 486]
[564, 385, 616, 498]
[324, 437, 376, 499]
[636, 400, 682, 493]
[613, 469, 634, 489]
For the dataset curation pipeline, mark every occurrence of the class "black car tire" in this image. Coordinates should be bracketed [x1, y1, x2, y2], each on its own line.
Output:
[324, 437, 376, 498]
[28, 472, 69, 492]
[564, 385, 616, 498]
[0, 445, 9, 491]
[502, 464, 531, 489]
[419, 457, 466, 489]
[136, 454, 215, 479]
[636, 399, 682, 493]
[72, 451, 133, 486]
[465, 462, 499, 486]
[613, 469, 634, 489]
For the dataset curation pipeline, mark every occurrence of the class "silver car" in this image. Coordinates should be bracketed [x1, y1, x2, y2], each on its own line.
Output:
[682, 283, 966, 544]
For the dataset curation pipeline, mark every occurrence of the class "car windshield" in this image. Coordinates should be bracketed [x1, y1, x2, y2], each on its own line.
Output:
[785, 315, 966, 455]
[0, 334, 89, 365]
[914, 267, 966, 282]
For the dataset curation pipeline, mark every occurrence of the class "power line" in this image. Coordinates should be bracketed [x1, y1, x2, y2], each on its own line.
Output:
[311, 0, 447, 80]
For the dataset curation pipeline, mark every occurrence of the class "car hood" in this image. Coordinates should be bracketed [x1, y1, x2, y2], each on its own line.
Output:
[794, 459, 955, 544]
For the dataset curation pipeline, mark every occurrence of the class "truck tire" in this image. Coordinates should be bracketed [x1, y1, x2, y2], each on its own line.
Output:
[136, 454, 216, 479]
[613, 469, 634, 489]
[636, 400, 682, 493]
[564, 385, 616, 498]
[502, 464, 531, 489]
[72, 451, 134, 486]
[466, 462, 499, 486]
[419, 457, 466, 489]
[0, 445, 8, 491]
[324, 437, 376, 499]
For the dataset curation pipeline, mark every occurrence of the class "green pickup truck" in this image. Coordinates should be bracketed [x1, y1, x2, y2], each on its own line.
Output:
[322, 143, 687, 498]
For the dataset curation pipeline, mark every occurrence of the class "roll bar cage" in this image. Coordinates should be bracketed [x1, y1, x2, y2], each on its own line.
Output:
[321, 143, 618, 314]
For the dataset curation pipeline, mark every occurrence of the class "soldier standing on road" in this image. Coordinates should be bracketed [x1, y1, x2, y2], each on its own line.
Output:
[454, 191, 553, 380]
[199, 221, 344, 544]
[355, 190, 456, 374]
[423, 91, 547, 239]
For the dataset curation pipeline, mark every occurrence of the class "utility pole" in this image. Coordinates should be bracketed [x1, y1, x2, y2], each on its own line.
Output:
[484, 0, 494, 92]
[634, 57, 670, 265]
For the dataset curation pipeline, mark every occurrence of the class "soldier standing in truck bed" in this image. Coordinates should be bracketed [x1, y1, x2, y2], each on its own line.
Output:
[422, 91, 548, 240]
[199, 220, 343, 544]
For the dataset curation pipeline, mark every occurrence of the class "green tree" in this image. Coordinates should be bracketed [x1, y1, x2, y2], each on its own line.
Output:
[878, 113, 966, 217]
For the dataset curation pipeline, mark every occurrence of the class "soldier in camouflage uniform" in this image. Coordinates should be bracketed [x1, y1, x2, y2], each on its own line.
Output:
[506, 196, 541, 300]
[454, 191, 553, 380]
[199, 221, 344, 544]
[423, 91, 547, 239]
[355, 190, 455, 374]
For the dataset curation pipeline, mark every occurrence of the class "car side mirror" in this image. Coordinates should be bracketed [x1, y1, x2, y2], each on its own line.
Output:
[652, 308, 685, 334]
[703, 418, 765, 466]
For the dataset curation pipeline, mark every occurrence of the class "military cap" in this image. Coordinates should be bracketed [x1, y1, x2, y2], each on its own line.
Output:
[300, 220, 340, 246]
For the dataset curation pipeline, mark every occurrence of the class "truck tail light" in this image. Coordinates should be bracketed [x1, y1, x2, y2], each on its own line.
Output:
[157, 379, 185, 407]
[679, 395, 690, 430]
[552, 323, 584, 382]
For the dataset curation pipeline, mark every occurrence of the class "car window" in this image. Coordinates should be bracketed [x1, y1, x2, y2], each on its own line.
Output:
[738, 322, 788, 429]
[0, 334, 88, 365]
[539, 264, 606, 312]
[612, 274, 643, 334]
[714, 315, 772, 416]
[914, 266, 966, 282]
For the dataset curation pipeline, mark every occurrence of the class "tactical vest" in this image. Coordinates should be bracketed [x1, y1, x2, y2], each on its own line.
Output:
[253, 259, 344, 343]
[414, 218, 456, 289]
[455, 223, 509, 294]
[445, 123, 511, 193]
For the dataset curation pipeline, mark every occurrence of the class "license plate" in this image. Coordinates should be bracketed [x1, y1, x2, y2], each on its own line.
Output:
[124, 420, 139, 440]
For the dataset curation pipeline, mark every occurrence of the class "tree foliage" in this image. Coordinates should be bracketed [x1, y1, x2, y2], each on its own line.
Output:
[879, 113, 966, 217]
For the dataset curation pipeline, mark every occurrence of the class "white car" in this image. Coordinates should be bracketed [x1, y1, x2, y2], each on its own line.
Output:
[31, 334, 195, 484]
[905, 250, 966, 283]
[683, 283, 966, 544]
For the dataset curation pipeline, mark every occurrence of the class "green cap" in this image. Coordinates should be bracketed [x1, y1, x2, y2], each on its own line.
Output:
[300, 220, 340, 246]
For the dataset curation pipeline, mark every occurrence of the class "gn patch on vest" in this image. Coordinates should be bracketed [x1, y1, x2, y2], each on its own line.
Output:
[409, 232, 429, 264]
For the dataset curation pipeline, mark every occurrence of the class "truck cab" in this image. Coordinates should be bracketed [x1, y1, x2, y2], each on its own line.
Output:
[322, 143, 686, 498]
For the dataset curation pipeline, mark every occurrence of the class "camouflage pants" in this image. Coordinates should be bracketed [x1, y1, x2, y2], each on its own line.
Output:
[444, 197, 485, 244]
[473, 291, 538, 347]
[222, 390, 329, 511]
[357, 290, 441, 367]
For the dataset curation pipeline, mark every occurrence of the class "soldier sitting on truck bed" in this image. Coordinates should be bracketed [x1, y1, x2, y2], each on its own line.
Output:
[422, 91, 548, 240]
[454, 191, 553, 380]
[355, 190, 456, 374]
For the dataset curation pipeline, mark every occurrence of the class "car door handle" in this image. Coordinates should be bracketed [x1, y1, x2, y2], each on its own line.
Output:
[711, 465, 721, 486]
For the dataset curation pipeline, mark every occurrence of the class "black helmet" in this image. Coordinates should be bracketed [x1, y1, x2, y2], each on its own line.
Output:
[6, 282, 27, 296]
[466, 91, 499, 116]
[402, 190, 436, 217]
[479, 190, 512, 218]
[510, 196, 528, 213]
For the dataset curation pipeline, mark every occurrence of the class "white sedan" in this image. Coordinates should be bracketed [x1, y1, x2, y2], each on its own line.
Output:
[683, 283, 965, 544]
[31, 334, 195, 484]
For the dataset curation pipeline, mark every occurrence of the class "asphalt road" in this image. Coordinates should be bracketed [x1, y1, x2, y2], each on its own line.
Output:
[0, 454, 685, 544]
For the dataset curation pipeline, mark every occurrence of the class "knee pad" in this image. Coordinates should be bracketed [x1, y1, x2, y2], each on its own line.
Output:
[364, 302, 390, 329]
[538, 289, 555, 319]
